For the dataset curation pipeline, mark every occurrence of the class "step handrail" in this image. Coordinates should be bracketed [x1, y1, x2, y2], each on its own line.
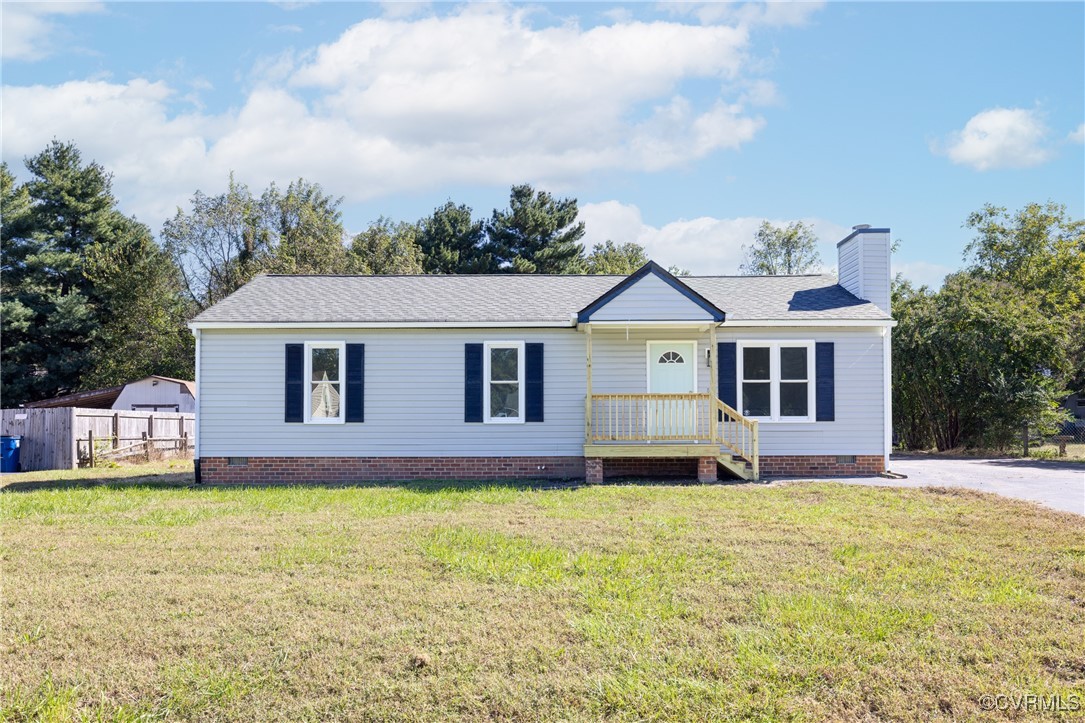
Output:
[715, 399, 759, 480]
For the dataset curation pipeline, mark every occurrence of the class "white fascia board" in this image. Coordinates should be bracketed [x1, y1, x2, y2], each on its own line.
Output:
[188, 320, 575, 330]
[581, 320, 717, 328]
[722, 319, 897, 328]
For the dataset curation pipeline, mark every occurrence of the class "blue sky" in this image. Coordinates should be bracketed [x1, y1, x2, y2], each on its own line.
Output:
[3, 1, 1082, 285]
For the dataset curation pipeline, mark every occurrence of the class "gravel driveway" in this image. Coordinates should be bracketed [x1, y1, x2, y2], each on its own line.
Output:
[777, 456, 1085, 515]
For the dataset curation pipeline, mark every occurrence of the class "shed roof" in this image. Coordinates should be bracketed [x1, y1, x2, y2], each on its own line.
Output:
[190, 271, 891, 326]
[23, 376, 196, 409]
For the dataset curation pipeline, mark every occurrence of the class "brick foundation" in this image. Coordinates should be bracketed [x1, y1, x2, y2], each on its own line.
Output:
[597, 457, 699, 479]
[697, 456, 718, 483]
[199, 456, 585, 485]
[585, 458, 604, 485]
[759, 454, 884, 477]
[198, 453, 883, 485]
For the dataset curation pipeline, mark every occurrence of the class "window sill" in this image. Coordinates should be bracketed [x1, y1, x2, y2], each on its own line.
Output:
[484, 418, 525, 425]
[304, 418, 345, 425]
[747, 417, 817, 424]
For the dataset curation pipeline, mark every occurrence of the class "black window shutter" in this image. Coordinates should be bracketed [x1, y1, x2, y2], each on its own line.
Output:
[285, 343, 304, 423]
[345, 343, 365, 423]
[465, 343, 483, 423]
[718, 342, 737, 409]
[816, 342, 835, 422]
[525, 343, 544, 422]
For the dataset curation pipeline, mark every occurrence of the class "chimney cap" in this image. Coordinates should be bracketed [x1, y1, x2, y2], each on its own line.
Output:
[852, 224, 871, 230]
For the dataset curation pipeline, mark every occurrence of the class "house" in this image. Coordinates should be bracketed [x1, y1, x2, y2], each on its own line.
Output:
[188, 226, 895, 484]
[1058, 392, 1085, 439]
[25, 375, 196, 413]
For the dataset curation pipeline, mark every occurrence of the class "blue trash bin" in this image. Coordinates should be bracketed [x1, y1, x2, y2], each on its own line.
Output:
[1, 435, 22, 473]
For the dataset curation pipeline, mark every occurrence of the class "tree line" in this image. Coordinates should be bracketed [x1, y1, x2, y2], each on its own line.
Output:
[892, 202, 1084, 451]
[3, 140, 1082, 453]
[1, 141, 675, 405]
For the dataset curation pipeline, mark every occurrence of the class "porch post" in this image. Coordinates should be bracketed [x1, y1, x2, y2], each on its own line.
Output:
[584, 323, 593, 443]
[708, 323, 718, 443]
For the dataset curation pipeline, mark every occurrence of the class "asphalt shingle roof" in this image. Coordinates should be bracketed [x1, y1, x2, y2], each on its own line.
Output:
[191, 273, 890, 325]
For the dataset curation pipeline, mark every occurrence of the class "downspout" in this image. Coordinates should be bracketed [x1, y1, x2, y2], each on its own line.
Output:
[882, 326, 892, 473]
[193, 328, 202, 484]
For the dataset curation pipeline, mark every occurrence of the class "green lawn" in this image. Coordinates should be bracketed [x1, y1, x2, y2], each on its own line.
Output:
[2, 463, 1083, 721]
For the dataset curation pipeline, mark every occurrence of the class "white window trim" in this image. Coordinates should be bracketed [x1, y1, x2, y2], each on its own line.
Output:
[645, 340, 698, 393]
[483, 341, 526, 424]
[737, 340, 816, 423]
[304, 341, 346, 424]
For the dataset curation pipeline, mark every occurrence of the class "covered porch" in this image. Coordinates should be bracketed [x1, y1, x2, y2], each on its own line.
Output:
[574, 261, 760, 481]
[581, 321, 759, 481]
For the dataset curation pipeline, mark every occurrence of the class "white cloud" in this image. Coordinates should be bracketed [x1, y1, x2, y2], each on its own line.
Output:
[1070, 123, 1085, 144]
[2, 79, 213, 222]
[379, 2, 431, 20]
[1, 2, 103, 61]
[2, 5, 778, 223]
[578, 201, 849, 274]
[662, 2, 824, 28]
[936, 107, 1053, 171]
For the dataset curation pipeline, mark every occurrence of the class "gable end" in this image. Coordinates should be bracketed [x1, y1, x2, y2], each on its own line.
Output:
[577, 261, 726, 324]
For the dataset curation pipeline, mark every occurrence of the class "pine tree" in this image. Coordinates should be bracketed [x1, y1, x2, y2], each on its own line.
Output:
[417, 201, 493, 273]
[1, 142, 193, 405]
[1, 143, 120, 404]
[485, 184, 586, 273]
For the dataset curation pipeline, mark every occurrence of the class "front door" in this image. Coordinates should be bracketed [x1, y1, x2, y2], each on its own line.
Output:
[647, 341, 697, 437]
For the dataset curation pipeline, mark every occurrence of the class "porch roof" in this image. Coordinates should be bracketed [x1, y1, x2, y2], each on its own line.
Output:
[191, 269, 891, 327]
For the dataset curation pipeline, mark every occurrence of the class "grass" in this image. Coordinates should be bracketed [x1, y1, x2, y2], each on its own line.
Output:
[2, 464, 1084, 721]
[1029, 442, 1085, 461]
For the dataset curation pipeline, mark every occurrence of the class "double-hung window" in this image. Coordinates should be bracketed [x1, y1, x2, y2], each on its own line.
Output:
[738, 341, 815, 422]
[484, 341, 525, 423]
[305, 341, 345, 423]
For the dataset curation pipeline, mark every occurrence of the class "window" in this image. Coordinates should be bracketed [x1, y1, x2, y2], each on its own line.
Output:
[658, 351, 685, 364]
[484, 341, 525, 423]
[738, 341, 815, 422]
[305, 342, 345, 423]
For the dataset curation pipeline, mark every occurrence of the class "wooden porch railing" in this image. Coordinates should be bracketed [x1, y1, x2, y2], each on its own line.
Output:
[587, 393, 759, 479]
[716, 399, 759, 480]
[590, 393, 715, 442]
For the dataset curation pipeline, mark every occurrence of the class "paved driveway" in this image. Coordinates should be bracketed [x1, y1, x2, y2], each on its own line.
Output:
[780, 457, 1085, 515]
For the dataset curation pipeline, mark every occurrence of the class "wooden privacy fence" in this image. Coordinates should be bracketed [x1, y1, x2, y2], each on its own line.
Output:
[0, 408, 194, 472]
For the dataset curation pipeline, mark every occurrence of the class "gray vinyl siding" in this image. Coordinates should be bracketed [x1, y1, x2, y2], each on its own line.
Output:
[199, 325, 887, 459]
[591, 328, 711, 394]
[589, 274, 714, 321]
[838, 239, 861, 301]
[717, 328, 886, 455]
[199, 328, 586, 458]
[837, 231, 890, 314]
[861, 233, 891, 314]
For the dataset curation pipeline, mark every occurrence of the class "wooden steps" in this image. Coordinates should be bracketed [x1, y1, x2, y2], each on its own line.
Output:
[717, 453, 757, 481]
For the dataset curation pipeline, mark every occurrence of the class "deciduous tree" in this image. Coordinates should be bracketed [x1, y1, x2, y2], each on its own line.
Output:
[739, 221, 821, 275]
[163, 176, 352, 309]
[350, 217, 424, 274]
[586, 241, 648, 274]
